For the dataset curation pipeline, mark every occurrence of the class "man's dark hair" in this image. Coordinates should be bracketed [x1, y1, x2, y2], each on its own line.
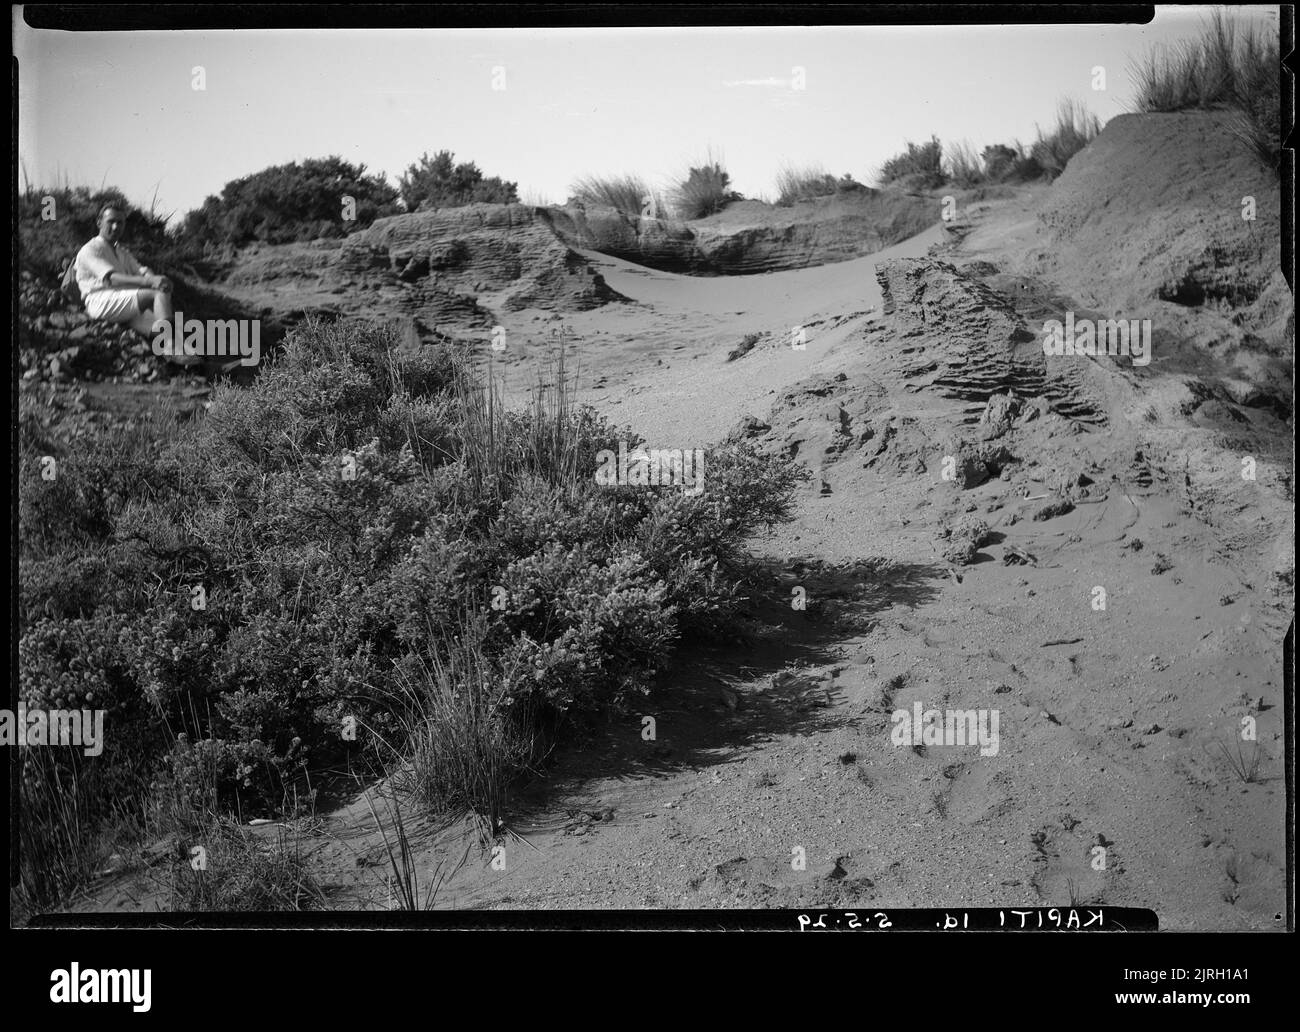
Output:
[97, 203, 126, 222]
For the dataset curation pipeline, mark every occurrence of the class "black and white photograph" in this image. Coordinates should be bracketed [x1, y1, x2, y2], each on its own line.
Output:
[9, 2, 1294, 1004]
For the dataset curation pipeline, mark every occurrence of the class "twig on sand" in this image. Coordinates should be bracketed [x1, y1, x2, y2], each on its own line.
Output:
[1040, 637, 1084, 647]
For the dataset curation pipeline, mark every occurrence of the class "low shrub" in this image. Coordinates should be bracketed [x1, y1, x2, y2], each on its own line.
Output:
[878, 136, 944, 189]
[18, 314, 806, 908]
[399, 150, 518, 211]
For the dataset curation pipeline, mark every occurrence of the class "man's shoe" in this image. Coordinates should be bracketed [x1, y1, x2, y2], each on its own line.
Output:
[162, 351, 202, 368]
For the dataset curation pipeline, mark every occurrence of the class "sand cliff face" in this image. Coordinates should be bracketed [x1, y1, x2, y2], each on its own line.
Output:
[1035, 110, 1288, 354]
[332, 203, 628, 323]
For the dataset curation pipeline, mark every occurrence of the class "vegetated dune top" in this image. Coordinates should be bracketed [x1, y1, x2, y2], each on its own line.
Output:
[1036, 110, 1289, 350]
[543, 188, 937, 275]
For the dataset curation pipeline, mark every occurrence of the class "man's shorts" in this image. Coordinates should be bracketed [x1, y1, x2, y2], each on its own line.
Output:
[83, 288, 143, 324]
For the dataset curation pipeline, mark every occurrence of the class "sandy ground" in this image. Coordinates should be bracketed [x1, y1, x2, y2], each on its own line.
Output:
[70, 190, 1290, 928]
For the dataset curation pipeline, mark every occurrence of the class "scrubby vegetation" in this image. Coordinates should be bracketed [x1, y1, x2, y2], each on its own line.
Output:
[398, 150, 519, 211]
[1131, 8, 1281, 171]
[877, 136, 945, 189]
[774, 165, 866, 206]
[568, 158, 745, 220]
[180, 156, 402, 248]
[1029, 99, 1103, 180]
[670, 158, 743, 219]
[885, 95, 1101, 192]
[16, 317, 807, 912]
[942, 142, 985, 190]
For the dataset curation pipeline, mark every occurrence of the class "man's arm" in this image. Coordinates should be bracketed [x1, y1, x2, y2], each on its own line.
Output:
[110, 247, 167, 290]
[105, 270, 169, 290]
[79, 240, 169, 292]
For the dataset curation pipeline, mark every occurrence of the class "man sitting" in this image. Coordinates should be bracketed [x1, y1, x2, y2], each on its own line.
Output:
[75, 204, 195, 364]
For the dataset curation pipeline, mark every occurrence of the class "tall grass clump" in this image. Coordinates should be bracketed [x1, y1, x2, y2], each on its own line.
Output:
[166, 819, 327, 911]
[362, 788, 467, 909]
[669, 154, 742, 219]
[774, 164, 840, 205]
[1030, 99, 1102, 179]
[569, 174, 660, 217]
[943, 141, 987, 188]
[384, 616, 543, 836]
[15, 743, 145, 919]
[1131, 8, 1280, 171]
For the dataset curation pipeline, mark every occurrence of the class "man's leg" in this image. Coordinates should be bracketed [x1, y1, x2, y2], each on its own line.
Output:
[130, 287, 173, 338]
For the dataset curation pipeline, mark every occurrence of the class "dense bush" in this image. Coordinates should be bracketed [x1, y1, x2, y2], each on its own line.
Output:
[180, 156, 402, 247]
[398, 150, 518, 211]
[18, 316, 806, 908]
[877, 136, 945, 189]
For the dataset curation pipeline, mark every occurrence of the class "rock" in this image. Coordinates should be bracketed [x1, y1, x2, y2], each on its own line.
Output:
[941, 514, 993, 566]
[979, 392, 1023, 438]
[1048, 464, 1097, 500]
[944, 441, 1017, 489]
[1033, 499, 1076, 521]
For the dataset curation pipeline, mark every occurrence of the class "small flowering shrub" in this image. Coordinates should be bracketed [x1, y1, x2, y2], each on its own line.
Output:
[18, 315, 804, 908]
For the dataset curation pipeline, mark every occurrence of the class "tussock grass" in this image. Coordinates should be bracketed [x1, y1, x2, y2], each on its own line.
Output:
[1131, 8, 1280, 171]
[363, 787, 469, 910]
[1206, 734, 1263, 784]
[569, 174, 659, 217]
[14, 746, 145, 920]
[943, 141, 986, 188]
[383, 614, 546, 838]
[774, 163, 841, 206]
[669, 152, 740, 219]
[1030, 99, 1102, 179]
[452, 344, 587, 502]
[166, 818, 327, 911]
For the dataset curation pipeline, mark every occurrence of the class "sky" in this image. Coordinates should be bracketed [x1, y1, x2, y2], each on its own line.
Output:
[15, 7, 1281, 225]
